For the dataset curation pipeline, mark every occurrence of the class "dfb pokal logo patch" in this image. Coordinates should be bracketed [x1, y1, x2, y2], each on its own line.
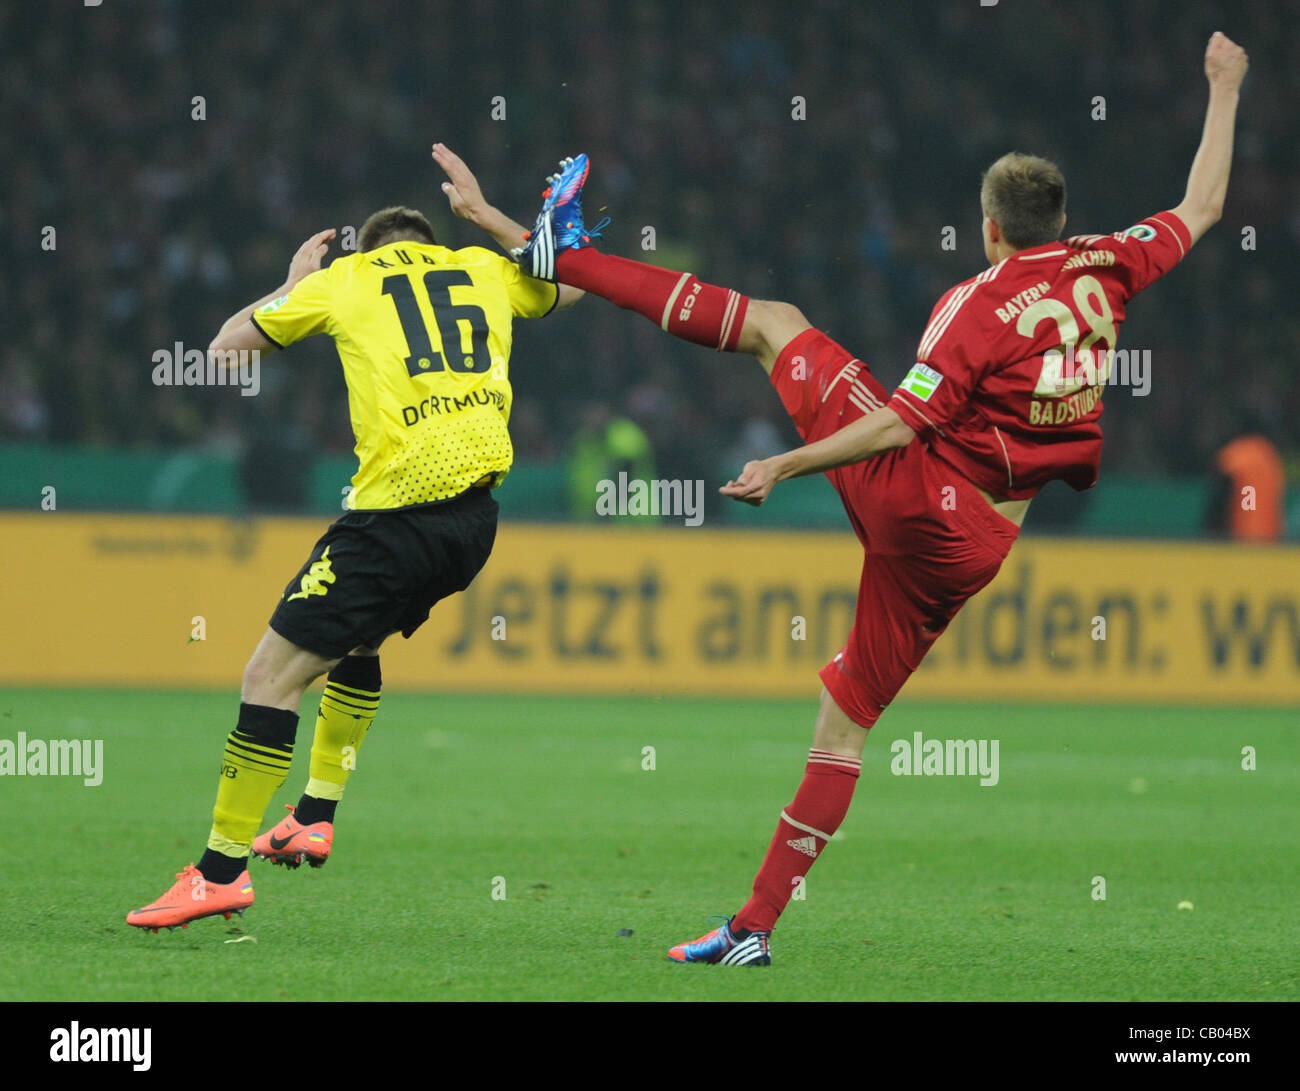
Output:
[1121, 224, 1157, 242]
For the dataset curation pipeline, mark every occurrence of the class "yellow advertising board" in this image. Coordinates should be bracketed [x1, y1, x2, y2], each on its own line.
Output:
[2, 513, 1297, 703]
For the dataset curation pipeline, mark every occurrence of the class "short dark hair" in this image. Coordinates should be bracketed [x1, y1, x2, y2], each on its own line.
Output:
[980, 153, 1067, 249]
[358, 206, 436, 252]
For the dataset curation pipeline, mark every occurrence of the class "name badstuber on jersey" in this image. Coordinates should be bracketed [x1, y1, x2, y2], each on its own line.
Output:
[888, 214, 1192, 500]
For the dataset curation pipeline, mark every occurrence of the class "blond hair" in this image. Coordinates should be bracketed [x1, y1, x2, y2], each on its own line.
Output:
[980, 153, 1067, 249]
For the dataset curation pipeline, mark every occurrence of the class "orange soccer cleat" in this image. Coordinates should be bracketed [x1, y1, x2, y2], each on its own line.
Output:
[126, 863, 253, 932]
[252, 803, 333, 869]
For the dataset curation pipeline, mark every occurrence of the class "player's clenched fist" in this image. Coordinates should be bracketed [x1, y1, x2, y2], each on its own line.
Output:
[1204, 31, 1248, 89]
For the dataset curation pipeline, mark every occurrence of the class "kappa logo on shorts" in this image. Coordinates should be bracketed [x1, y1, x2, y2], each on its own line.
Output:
[287, 546, 337, 602]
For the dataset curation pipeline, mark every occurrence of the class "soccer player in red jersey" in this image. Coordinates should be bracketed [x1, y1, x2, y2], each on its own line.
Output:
[501, 33, 1247, 964]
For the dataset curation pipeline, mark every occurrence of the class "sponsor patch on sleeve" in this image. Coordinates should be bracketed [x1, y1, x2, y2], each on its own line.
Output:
[258, 294, 291, 314]
[899, 362, 943, 402]
[1119, 223, 1157, 242]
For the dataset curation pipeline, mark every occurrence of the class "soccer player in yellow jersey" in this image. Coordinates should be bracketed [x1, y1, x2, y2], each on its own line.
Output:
[127, 146, 580, 930]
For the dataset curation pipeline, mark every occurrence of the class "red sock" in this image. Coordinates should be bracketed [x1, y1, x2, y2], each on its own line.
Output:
[733, 749, 862, 934]
[554, 248, 749, 351]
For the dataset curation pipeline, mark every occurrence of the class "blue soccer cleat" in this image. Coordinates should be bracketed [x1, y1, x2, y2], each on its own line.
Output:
[667, 916, 772, 966]
[512, 154, 608, 281]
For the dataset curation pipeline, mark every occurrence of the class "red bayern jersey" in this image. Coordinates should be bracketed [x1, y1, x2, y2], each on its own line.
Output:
[887, 211, 1193, 499]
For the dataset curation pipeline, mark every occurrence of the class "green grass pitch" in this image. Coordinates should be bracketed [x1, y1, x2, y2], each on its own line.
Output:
[1, 688, 1295, 1001]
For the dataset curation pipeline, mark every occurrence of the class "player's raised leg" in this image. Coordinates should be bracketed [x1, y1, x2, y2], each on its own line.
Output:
[515, 154, 811, 373]
[253, 644, 382, 868]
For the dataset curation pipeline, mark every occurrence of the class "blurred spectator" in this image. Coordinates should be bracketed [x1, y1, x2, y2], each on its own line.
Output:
[1206, 419, 1286, 542]
[569, 402, 656, 522]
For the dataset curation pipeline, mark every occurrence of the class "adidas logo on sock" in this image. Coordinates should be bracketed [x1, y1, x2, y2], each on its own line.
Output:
[786, 835, 819, 858]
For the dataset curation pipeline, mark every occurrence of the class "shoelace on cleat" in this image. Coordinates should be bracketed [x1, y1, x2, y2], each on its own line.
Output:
[585, 216, 611, 241]
[691, 913, 733, 944]
[169, 862, 201, 889]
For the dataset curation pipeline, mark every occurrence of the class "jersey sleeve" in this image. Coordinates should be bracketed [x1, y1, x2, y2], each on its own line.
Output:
[1064, 211, 1192, 298]
[886, 286, 990, 440]
[496, 253, 559, 318]
[248, 267, 333, 348]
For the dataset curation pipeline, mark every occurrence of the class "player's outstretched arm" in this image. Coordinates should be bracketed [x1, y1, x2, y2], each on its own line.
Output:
[432, 142, 583, 310]
[209, 228, 336, 359]
[720, 408, 915, 506]
[1170, 32, 1249, 247]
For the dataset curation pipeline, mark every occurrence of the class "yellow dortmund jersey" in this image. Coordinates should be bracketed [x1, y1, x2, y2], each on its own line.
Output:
[250, 240, 557, 509]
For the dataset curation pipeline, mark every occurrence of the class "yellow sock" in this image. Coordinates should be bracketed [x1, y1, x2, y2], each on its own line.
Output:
[306, 658, 381, 803]
[207, 704, 298, 856]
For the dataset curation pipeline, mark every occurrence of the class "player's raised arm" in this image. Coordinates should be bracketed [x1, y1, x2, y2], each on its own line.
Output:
[208, 228, 336, 360]
[1170, 32, 1249, 247]
[720, 407, 916, 506]
[432, 142, 583, 310]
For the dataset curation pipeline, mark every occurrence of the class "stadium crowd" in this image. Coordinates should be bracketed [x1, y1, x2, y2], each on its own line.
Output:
[4, 0, 1296, 519]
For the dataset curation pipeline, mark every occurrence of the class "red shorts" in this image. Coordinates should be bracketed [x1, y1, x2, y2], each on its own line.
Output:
[770, 329, 1021, 728]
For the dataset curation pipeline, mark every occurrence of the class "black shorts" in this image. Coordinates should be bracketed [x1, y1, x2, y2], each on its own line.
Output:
[269, 486, 498, 659]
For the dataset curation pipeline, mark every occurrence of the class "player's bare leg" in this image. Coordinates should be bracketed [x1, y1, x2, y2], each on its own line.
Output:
[735, 300, 814, 375]
[515, 154, 813, 375]
[241, 627, 342, 710]
[225, 628, 343, 855]
[810, 684, 869, 757]
[247, 633, 384, 869]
